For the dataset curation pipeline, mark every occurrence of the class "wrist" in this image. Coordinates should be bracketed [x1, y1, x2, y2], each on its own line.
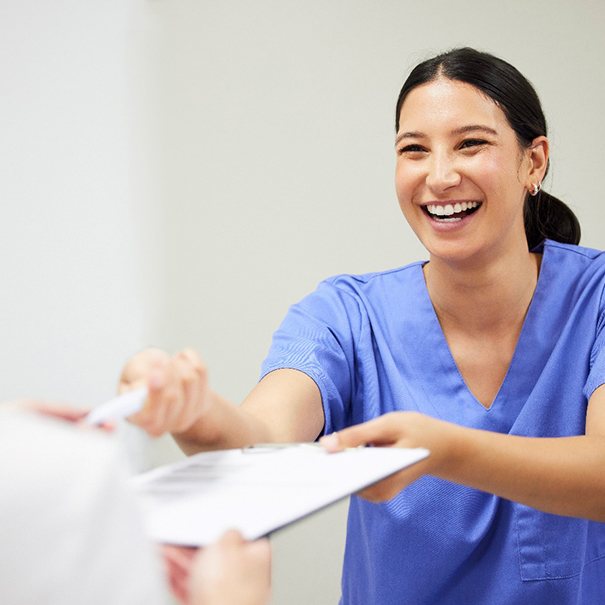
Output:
[427, 419, 472, 481]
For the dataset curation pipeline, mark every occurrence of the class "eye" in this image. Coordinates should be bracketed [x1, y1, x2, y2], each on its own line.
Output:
[458, 138, 488, 150]
[397, 143, 427, 156]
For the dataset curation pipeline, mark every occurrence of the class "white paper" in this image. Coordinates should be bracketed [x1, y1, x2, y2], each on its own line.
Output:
[86, 388, 148, 425]
[131, 445, 429, 546]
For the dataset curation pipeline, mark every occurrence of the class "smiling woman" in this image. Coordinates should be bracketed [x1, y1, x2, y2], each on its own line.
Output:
[118, 48, 605, 605]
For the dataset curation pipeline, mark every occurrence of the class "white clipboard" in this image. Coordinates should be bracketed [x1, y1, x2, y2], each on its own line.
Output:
[131, 444, 429, 546]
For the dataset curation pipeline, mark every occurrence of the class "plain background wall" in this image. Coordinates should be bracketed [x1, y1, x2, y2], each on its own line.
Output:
[0, 0, 162, 406]
[1, 1, 604, 604]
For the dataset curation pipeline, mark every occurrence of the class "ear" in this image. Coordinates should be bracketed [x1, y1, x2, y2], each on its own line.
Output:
[526, 135, 549, 191]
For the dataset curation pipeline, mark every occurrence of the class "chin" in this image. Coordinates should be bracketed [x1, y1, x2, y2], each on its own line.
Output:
[421, 235, 487, 267]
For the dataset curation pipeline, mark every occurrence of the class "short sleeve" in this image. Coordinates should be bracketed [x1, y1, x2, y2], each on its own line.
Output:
[260, 279, 361, 435]
[584, 287, 605, 400]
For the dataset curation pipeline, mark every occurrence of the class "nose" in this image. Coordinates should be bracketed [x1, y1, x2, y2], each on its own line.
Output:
[425, 152, 461, 193]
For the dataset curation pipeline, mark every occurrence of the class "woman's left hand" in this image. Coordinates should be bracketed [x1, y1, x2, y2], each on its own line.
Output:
[320, 411, 461, 502]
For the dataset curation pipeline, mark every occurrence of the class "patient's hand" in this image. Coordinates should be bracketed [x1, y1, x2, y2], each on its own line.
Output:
[162, 544, 198, 604]
[17, 400, 114, 431]
[187, 531, 271, 605]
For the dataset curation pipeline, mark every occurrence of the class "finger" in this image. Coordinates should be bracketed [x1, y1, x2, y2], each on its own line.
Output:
[77, 419, 117, 433]
[129, 362, 171, 435]
[179, 347, 205, 369]
[166, 352, 200, 432]
[25, 402, 88, 423]
[96, 421, 117, 433]
[217, 529, 246, 547]
[321, 414, 404, 451]
[152, 359, 187, 432]
[218, 531, 271, 568]
[178, 348, 209, 413]
[118, 348, 170, 391]
[247, 538, 272, 571]
[162, 545, 197, 604]
[23, 402, 118, 433]
[164, 558, 190, 604]
[163, 545, 198, 570]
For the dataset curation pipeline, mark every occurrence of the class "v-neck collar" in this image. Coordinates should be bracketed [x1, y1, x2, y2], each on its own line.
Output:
[410, 242, 551, 428]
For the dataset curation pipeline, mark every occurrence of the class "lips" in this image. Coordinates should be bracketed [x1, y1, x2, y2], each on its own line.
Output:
[423, 201, 482, 222]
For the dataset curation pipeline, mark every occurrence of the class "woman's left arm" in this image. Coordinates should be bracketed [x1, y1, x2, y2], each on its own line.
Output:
[321, 384, 605, 521]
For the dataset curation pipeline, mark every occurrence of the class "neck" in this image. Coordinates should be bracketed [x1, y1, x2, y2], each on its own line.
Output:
[424, 242, 541, 335]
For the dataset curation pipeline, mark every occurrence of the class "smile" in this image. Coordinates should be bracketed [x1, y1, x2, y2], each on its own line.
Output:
[423, 201, 482, 222]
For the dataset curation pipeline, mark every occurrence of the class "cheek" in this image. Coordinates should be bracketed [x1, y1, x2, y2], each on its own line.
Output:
[394, 168, 421, 229]
[473, 153, 519, 193]
[394, 162, 420, 207]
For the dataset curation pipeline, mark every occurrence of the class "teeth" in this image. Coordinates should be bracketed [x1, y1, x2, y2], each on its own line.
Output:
[425, 201, 479, 218]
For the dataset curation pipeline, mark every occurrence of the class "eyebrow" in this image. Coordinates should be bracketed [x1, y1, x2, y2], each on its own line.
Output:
[395, 124, 498, 145]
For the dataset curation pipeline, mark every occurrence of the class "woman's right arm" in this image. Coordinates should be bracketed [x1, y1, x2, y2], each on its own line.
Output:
[119, 348, 324, 455]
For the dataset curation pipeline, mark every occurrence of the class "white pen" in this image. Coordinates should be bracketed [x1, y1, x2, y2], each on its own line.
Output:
[85, 387, 148, 426]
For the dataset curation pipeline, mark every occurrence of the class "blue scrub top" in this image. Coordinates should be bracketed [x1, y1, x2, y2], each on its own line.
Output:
[261, 240, 605, 605]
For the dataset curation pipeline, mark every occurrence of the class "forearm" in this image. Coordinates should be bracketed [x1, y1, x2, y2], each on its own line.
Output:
[440, 425, 605, 521]
[173, 369, 324, 455]
[172, 390, 275, 455]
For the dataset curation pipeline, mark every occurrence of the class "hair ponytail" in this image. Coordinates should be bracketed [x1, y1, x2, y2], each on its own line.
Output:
[523, 191, 581, 250]
[396, 47, 582, 249]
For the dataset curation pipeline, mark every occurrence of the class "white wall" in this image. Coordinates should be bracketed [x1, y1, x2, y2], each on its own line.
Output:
[0, 1, 163, 406]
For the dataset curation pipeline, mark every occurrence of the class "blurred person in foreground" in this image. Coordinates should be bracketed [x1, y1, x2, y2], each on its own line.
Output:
[0, 404, 270, 605]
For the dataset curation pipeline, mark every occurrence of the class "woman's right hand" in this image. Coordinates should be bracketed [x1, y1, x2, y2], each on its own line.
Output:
[118, 347, 211, 437]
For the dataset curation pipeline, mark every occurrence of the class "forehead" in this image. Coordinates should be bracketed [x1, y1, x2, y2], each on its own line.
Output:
[398, 77, 510, 135]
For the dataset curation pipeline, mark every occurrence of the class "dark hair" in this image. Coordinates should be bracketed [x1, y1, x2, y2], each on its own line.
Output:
[395, 47, 580, 249]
